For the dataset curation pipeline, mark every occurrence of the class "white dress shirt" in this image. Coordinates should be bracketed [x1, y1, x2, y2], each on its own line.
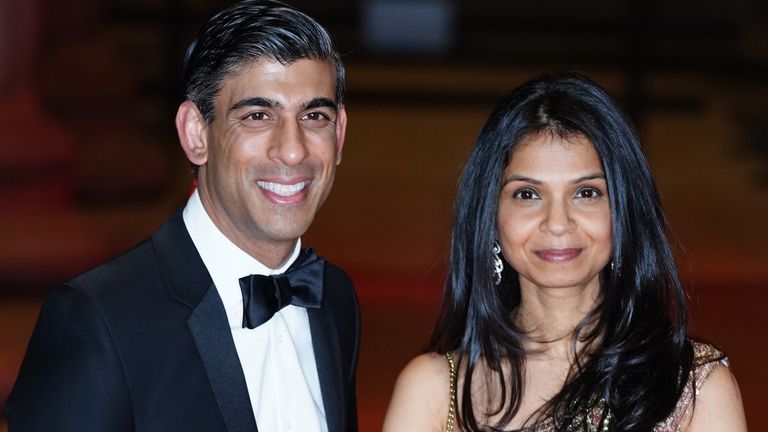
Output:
[183, 190, 328, 432]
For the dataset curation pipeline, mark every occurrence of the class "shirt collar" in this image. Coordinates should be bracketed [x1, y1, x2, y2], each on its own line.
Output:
[182, 189, 301, 320]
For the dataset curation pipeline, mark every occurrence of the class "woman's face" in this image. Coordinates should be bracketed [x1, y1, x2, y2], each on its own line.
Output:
[497, 132, 612, 293]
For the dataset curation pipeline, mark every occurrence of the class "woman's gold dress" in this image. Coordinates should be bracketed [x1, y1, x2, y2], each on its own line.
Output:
[444, 342, 727, 432]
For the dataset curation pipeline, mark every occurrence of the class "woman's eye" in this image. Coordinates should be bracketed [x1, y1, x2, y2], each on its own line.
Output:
[513, 189, 539, 200]
[576, 188, 601, 199]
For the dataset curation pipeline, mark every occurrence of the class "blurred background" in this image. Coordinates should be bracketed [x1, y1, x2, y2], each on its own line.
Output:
[1, 0, 766, 430]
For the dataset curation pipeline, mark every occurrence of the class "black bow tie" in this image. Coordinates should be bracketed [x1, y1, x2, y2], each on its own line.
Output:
[238, 249, 325, 329]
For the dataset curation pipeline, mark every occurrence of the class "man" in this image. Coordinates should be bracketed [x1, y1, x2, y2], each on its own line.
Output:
[6, 1, 359, 431]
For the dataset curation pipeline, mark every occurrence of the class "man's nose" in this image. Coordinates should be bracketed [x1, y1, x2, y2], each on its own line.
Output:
[269, 120, 308, 166]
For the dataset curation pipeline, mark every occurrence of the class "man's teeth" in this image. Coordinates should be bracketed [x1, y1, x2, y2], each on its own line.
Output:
[257, 181, 309, 196]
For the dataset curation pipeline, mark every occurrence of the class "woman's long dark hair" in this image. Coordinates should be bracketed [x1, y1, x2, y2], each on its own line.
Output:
[428, 72, 694, 431]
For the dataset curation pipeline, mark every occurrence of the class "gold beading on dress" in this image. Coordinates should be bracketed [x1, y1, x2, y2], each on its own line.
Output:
[445, 352, 457, 432]
[443, 341, 727, 432]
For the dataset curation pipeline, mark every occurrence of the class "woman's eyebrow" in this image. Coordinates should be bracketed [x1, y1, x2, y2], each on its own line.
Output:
[502, 173, 606, 186]
[570, 173, 606, 184]
[502, 175, 542, 186]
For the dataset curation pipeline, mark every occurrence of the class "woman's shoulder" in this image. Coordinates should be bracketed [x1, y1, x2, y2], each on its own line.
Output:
[389, 352, 453, 408]
[688, 340, 731, 404]
[400, 352, 452, 382]
[684, 360, 747, 431]
[673, 340, 747, 431]
[383, 352, 453, 432]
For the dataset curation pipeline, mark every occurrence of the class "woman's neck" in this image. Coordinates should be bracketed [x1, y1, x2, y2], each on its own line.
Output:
[516, 278, 600, 360]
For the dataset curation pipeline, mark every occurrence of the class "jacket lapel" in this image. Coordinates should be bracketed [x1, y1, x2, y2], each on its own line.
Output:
[153, 210, 258, 432]
[308, 306, 344, 432]
[188, 286, 258, 432]
[290, 249, 346, 432]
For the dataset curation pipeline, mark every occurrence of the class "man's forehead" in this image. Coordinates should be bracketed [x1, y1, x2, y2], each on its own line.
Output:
[215, 57, 336, 104]
[225, 57, 335, 84]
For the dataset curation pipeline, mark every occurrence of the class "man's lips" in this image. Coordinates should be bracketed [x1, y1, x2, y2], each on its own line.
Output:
[533, 248, 582, 263]
[256, 180, 310, 203]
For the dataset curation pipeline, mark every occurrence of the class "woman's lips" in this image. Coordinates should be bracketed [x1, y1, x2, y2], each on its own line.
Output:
[533, 248, 582, 263]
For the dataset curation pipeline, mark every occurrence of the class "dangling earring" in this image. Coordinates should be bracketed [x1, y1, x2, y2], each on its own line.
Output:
[611, 258, 621, 275]
[492, 241, 503, 285]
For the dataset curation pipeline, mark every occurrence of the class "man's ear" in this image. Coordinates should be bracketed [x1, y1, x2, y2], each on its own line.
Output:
[176, 100, 208, 165]
[334, 104, 347, 166]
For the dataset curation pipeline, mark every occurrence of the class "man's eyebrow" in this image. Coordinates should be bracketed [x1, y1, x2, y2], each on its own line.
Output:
[303, 97, 337, 111]
[230, 97, 280, 112]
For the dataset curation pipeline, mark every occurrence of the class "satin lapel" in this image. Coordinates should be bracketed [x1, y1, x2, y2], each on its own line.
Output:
[308, 307, 344, 432]
[152, 210, 257, 432]
[188, 286, 258, 432]
[152, 209, 211, 309]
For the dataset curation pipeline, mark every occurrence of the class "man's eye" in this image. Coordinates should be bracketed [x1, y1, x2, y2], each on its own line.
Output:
[304, 112, 330, 121]
[513, 189, 538, 200]
[244, 112, 268, 121]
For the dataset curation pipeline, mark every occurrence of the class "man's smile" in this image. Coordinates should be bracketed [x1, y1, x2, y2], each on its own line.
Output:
[256, 180, 311, 197]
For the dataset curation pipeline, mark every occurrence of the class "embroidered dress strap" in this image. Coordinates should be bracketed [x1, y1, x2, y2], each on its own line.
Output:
[653, 342, 728, 432]
[446, 352, 458, 432]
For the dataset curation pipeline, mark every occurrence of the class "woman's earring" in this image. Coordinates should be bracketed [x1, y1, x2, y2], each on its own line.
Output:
[611, 259, 621, 275]
[492, 242, 503, 285]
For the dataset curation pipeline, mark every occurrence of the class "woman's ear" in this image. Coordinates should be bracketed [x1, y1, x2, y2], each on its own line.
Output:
[176, 100, 208, 165]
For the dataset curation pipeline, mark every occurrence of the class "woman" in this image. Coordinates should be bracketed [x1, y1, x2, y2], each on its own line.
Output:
[383, 72, 746, 431]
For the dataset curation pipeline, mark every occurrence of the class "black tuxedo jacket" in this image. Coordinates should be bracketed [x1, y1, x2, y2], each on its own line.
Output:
[7, 210, 360, 432]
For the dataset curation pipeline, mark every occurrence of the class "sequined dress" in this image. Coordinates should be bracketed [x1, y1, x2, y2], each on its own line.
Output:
[444, 342, 727, 432]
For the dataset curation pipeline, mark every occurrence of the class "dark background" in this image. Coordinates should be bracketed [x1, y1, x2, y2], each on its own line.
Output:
[1, 0, 766, 430]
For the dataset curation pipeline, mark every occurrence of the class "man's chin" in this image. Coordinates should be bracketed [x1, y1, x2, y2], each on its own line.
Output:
[262, 220, 315, 242]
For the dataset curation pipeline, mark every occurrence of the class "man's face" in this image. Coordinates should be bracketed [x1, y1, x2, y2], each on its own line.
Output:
[192, 58, 345, 266]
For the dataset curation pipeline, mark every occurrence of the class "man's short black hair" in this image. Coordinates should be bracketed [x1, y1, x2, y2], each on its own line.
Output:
[183, 0, 345, 123]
